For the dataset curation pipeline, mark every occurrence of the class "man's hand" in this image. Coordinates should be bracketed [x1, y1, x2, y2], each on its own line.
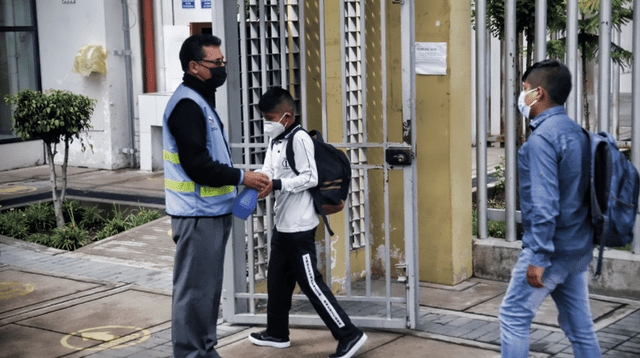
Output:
[243, 171, 269, 191]
[526, 265, 545, 288]
[258, 180, 273, 199]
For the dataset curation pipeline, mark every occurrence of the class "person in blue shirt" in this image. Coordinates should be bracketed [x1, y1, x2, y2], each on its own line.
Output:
[498, 59, 601, 357]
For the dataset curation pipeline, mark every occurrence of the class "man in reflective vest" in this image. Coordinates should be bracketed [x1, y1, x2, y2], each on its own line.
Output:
[163, 34, 269, 358]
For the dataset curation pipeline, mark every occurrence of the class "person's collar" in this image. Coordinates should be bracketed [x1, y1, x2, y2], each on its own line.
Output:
[183, 73, 216, 99]
[529, 105, 565, 131]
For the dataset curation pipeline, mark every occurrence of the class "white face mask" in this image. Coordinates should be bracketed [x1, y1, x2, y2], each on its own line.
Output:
[263, 112, 287, 138]
[517, 88, 539, 119]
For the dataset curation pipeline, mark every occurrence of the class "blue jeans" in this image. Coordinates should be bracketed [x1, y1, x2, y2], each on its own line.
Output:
[499, 248, 601, 358]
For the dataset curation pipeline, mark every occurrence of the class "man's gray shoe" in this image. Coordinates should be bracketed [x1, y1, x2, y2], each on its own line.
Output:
[248, 331, 291, 348]
[328, 330, 367, 358]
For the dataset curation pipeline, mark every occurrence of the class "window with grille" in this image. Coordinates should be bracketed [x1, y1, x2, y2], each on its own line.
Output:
[238, 0, 303, 279]
[343, 0, 367, 249]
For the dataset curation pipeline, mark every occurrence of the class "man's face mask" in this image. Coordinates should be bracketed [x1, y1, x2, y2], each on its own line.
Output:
[204, 66, 227, 90]
[517, 88, 539, 119]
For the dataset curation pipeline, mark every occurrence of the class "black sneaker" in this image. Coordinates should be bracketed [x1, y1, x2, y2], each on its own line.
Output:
[248, 331, 291, 348]
[328, 330, 368, 358]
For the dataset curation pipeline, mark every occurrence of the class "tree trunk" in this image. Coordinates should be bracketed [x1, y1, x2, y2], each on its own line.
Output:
[46, 143, 65, 228]
[61, 138, 70, 203]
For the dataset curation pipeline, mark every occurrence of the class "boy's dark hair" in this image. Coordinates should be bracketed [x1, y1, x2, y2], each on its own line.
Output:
[258, 87, 295, 113]
[522, 59, 572, 105]
[179, 34, 222, 72]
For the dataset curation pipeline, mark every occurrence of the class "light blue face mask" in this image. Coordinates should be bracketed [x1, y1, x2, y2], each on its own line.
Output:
[517, 88, 539, 119]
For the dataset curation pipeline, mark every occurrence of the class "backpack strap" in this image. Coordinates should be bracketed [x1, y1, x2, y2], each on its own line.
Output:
[285, 127, 336, 236]
[583, 128, 606, 278]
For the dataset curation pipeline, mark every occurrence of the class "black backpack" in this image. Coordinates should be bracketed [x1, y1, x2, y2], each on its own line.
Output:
[584, 129, 640, 277]
[286, 128, 351, 236]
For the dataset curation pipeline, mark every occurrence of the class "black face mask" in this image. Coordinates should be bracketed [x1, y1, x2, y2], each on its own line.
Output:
[205, 66, 227, 90]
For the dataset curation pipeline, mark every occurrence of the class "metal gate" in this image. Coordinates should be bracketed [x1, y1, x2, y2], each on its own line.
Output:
[217, 0, 419, 330]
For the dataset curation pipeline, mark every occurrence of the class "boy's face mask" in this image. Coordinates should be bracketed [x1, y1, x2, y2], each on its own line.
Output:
[263, 112, 287, 138]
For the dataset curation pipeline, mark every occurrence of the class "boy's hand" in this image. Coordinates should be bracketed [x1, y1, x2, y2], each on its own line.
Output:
[243, 171, 269, 191]
[258, 181, 273, 199]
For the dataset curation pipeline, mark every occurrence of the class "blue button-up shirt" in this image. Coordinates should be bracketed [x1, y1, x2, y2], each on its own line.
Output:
[519, 105, 594, 267]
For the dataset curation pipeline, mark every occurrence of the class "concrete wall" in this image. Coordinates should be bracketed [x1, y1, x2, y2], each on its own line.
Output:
[34, 0, 144, 170]
[0, 140, 45, 171]
[473, 238, 640, 300]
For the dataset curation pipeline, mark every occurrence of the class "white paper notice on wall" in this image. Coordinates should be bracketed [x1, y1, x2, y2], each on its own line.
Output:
[415, 42, 447, 75]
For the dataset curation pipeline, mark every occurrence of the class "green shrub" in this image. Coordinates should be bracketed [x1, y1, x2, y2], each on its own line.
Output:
[23, 202, 55, 232]
[79, 205, 104, 230]
[49, 225, 88, 250]
[1, 201, 162, 250]
[0, 209, 29, 240]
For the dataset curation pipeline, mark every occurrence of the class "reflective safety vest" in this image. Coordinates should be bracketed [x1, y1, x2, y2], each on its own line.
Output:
[162, 84, 237, 216]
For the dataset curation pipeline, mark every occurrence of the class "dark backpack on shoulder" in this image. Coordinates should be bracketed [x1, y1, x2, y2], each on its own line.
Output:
[286, 128, 351, 236]
[584, 129, 640, 277]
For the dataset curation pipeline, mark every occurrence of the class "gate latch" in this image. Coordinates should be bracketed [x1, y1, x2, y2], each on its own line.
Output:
[386, 148, 412, 166]
[395, 262, 407, 283]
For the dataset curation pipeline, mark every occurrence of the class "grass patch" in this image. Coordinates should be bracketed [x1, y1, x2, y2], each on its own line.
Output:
[0, 200, 162, 251]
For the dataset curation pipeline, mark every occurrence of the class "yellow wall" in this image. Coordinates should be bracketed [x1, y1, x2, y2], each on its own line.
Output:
[304, 0, 472, 288]
[413, 0, 473, 284]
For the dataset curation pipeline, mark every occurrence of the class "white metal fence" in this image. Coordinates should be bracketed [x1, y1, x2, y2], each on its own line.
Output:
[474, 0, 640, 256]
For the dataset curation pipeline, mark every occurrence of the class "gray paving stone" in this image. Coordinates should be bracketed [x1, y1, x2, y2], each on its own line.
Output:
[541, 332, 568, 344]
[447, 317, 473, 327]
[544, 343, 570, 354]
[476, 329, 501, 343]
[529, 329, 553, 341]
[600, 327, 637, 337]
[602, 350, 640, 358]
[552, 353, 574, 358]
[617, 341, 640, 354]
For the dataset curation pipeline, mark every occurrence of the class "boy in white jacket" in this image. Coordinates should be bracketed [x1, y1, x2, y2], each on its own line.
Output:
[248, 87, 367, 358]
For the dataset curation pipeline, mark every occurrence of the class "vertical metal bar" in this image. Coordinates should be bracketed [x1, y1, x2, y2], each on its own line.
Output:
[504, 0, 517, 242]
[360, 0, 367, 143]
[475, 0, 488, 239]
[632, 0, 640, 254]
[296, 1, 307, 127]
[237, 0, 256, 315]
[401, 0, 419, 329]
[566, 0, 578, 121]
[319, 0, 332, 284]
[339, 2, 347, 143]
[279, 0, 286, 87]
[612, 29, 620, 139]
[214, 0, 244, 320]
[377, 0, 388, 300]
[598, 0, 611, 133]
[121, 0, 136, 167]
[535, 0, 547, 62]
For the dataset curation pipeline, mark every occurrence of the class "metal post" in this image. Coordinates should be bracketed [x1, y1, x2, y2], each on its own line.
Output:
[504, 0, 517, 242]
[400, 0, 419, 329]
[535, 0, 547, 62]
[476, 0, 488, 239]
[598, 0, 611, 133]
[632, 0, 640, 254]
[214, 0, 245, 321]
[121, 0, 136, 167]
[612, 30, 620, 139]
[566, 0, 578, 121]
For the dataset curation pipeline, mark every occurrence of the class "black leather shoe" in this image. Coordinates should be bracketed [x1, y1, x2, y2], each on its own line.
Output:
[248, 331, 291, 348]
[328, 330, 368, 358]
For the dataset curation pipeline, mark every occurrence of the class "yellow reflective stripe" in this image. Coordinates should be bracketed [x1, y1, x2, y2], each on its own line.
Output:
[165, 179, 195, 192]
[201, 185, 235, 197]
[164, 150, 180, 164]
